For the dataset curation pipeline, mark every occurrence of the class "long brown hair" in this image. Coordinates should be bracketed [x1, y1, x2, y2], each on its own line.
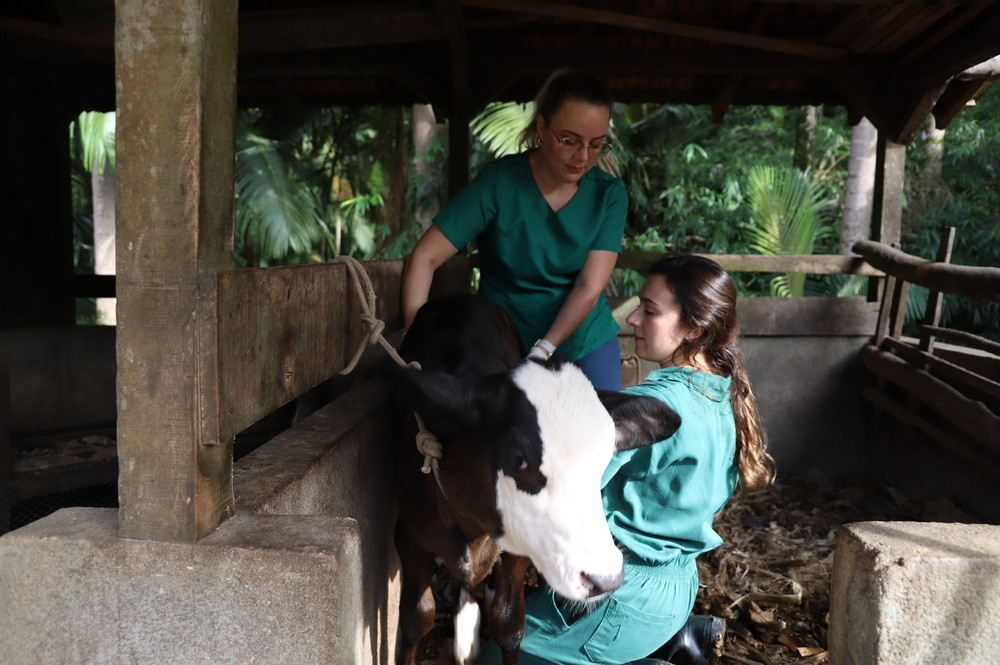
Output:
[647, 255, 776, 491]
[518, 68, 614, 149]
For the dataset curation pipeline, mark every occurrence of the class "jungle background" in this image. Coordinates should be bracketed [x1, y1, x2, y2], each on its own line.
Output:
[69, 85, 1000, 341]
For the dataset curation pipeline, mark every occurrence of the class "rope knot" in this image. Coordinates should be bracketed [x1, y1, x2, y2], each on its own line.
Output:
[415, 429, 442, 474]
[360, 311, 385, 345]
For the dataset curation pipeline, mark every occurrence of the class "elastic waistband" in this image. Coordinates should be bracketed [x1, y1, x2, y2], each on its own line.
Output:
[624, 553, 697, 579]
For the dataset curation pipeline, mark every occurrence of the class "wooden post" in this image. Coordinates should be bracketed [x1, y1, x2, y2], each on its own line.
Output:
[919, 226, 956, 356]
[871, 134, 906, 247]
[868, 134, 905, 302]
[115, 0, 237, 541]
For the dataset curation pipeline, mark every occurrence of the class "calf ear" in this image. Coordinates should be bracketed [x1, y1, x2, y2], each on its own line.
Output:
[386, 366, 473, 438]
[597, 391, 681, 452]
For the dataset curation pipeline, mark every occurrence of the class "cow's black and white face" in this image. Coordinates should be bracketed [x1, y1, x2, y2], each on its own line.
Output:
[390, 353, 680, 603]
[493, 359, 679, 602]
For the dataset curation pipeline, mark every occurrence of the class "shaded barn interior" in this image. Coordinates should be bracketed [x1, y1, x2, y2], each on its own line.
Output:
[1, 2, 999, 663]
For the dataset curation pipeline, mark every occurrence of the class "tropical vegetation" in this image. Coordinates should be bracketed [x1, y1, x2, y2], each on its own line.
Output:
[69, 85, 999, 339]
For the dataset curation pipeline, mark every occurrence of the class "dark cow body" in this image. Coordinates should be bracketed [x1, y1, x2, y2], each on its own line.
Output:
[388, 294, 680, 665]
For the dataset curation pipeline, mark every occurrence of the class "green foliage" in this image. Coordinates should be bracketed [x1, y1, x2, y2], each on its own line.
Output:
[234, 106, 394, 266]
[72, 111, 116, 174]
[471, 102, 535, 157]
[744, 165, 831, 296]
[900, 85, 1000, 341]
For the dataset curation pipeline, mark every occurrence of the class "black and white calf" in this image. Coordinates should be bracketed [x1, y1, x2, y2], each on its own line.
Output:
[389, 294, 680, 665]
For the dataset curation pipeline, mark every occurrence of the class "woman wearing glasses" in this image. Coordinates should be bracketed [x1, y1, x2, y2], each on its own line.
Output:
[401, 69, 626, 390]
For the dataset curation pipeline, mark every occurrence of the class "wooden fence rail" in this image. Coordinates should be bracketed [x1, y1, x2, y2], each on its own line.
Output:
[853, 239, 1000, 302]
[855, 233, 1000, 480]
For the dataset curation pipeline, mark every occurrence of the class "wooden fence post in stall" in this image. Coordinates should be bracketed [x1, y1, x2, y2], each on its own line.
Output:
[115, 0, 238, 541]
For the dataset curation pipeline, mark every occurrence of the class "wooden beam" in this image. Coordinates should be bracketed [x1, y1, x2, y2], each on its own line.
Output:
[918, 226, 956, 355]
[897, 0, 996, 70]
[617, 252, 883, 276]
[433, 0, 472, 199]
[870, 134, 905, 245]
[460, 0, 847, 59]
[860, 344, 1000, 447]
[934, 78, 993, 129]
[853, 240, 1000, 303]
[738, 297, 879, 337]
[475, 48, 852, 78]
[237, 7, 446, 55]
[215, 260, 404, 442]
[862, 385, 1000, 479]
[922, 325, 1000, 358]
[115, 0, 238, 542]
[216, 255, 470, 443]
[883, 337, 1000, 402]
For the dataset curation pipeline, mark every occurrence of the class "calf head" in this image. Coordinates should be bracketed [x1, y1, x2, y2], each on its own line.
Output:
[392, 356, 680, 603]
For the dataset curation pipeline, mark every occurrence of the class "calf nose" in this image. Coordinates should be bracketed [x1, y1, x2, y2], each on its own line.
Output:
[581, 569, 625, 598]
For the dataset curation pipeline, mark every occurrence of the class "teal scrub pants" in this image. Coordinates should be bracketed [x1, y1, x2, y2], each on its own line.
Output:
[478, 556, 698, 665]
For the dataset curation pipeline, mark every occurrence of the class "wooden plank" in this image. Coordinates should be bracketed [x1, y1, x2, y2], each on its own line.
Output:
[873, 274, 897, 347]
[738, 297, 879, 337]
[853, 239, 1000, 302]
[859, 344, 1000, 446]
[884, 337, 1000, 401]
[217, 260, 398, 442]
[922, 325, 1000, 357]
[862, 385, 1000, 478]
[115, 0, 237, 542]
[871, 136, 905, 245]
[617, 252, 882, 276]
[460, 0, 847, 59]
[919, 226, 956, 354]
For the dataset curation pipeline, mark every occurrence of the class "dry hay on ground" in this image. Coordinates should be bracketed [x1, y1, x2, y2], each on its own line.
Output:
[695, 473, 976, 665]
[418, 474, 975, 664]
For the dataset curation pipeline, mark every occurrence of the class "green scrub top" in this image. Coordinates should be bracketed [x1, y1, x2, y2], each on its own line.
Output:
[601, 367, 739, 565]
[434, 151, 627, 360]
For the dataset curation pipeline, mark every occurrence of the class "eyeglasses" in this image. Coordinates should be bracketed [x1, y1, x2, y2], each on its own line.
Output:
[546, 127, 612, 160]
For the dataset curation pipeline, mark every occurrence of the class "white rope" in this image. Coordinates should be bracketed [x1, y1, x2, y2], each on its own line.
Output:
[330, 256, 443, 478]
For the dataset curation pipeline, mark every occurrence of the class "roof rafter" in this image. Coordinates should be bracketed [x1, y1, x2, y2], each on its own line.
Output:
[459, 0, 847, 60]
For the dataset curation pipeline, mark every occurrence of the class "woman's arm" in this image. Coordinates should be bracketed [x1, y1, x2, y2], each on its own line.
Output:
[537, 249, 619, 352]
[400, 223, 460, 329]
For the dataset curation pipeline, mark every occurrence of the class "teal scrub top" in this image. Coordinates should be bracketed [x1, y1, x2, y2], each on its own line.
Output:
[433, 152, 627, 360]
[601, 367, 739, 565]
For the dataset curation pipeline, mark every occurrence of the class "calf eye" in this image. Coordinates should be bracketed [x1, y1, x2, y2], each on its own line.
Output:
[510, 454, 528, 472]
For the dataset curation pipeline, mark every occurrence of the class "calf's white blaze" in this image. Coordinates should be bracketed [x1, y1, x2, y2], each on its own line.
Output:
[494, 361, 624, 602]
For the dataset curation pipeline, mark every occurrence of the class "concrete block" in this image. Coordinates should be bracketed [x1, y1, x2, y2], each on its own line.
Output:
[0, 507, 364, 665]
[830, 521, 1000, 665]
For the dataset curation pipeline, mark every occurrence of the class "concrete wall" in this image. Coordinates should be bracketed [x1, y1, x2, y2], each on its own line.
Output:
[830, 521, 1000, 665]
[0, 375, 400, 665]
[619, 328, 872, 479]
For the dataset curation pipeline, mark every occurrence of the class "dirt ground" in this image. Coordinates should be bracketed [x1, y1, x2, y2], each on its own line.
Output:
[418, 473, 976, 664]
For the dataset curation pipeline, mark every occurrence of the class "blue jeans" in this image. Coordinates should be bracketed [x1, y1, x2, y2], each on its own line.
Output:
[574, 335, 622, 391]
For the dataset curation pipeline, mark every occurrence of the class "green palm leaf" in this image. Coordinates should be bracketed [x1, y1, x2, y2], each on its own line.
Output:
[745, 165, 827, 297]
[471, 101, 535, 157]
[76, 111, 116, 174]
[235, 132, 326, 263]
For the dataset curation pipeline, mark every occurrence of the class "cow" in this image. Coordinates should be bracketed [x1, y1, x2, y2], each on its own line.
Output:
[387, 294, 681, 665]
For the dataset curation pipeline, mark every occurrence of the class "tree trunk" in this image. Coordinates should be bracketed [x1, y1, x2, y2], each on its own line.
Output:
[412, 103, 442, 231]
[376, 106, 408, 252]
[794, 105, 817, 172]
[839, 117, 877, 256]
[923, 114, 946, 181]
[92, 157, 116, 324]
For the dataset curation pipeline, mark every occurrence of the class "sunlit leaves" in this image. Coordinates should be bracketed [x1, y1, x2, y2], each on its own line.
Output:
[745, 166, 830, 297]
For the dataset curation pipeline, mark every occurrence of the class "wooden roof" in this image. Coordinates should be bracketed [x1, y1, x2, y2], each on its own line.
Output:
[3, 0, 999, 144]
